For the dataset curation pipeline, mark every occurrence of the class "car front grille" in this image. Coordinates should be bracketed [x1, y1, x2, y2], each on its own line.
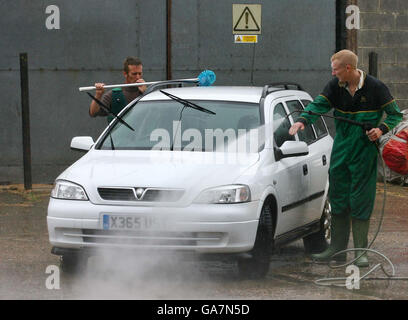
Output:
[97, 187, 184, 202]
[98, 188, 135, 201]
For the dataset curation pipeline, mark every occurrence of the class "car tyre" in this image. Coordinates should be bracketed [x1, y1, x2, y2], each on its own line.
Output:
[60, 252, 87, 274]
[303, 199, 331, 254]
[237, 203, 274, 279]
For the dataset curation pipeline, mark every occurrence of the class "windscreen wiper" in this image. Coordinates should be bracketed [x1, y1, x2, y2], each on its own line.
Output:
[109, 134, 115, 150]
[160, 90, 216, 115]
[86, 92, 135, 131]
[160, 90, 215, 151]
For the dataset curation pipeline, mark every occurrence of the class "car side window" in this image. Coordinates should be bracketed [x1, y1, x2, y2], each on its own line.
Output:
[273, 103, 295, 147]
[301, 100, 328, 138]
[285, 100, 316, 144]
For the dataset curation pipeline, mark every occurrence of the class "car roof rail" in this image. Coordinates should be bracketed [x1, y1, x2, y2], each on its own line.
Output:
[261, 82, 305, 98]
[144, 80, 197, 95]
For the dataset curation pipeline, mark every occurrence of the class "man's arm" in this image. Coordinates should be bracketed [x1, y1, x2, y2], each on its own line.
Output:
[369, 81, 403, 140]
[381, 100, 403, 132]
[289, 94, 333, 136]
[89, 83, 105, 117]
[365, 100, 402, 141]
[289, 122, 305, 135]
[365, 100, 402, 142]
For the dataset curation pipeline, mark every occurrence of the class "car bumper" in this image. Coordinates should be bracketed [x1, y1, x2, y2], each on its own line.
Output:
[47, 198, 260, 254]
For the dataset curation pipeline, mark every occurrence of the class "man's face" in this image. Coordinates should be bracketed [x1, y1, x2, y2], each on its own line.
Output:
[331, 59, 348, 82]
[124, 64, 143, 83]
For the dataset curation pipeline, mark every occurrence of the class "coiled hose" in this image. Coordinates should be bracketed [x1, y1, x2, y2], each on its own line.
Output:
[314, 143, 408, 286]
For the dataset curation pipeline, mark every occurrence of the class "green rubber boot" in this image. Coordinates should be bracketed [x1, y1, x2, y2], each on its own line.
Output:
[352, 218, 370, 268]
[311, 214, 350, 263]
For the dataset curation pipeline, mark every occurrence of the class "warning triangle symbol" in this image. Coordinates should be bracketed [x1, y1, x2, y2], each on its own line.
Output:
[233, 7, 260, 32]
[236, 36, 242, 42]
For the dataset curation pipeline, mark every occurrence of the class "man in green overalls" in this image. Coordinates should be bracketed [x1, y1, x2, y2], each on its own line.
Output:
[89, 56, 147, 122]
[289, 50, 402, 267]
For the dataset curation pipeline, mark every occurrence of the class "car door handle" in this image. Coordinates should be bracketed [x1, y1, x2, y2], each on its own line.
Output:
[303, 164, 308, 176]
[322, 155, 327, 166]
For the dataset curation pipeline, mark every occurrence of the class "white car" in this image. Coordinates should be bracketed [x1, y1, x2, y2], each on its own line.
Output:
[47, 83, 333, 278]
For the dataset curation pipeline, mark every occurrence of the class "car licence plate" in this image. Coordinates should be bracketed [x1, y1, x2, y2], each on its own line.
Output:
[103, 215, 160, 231]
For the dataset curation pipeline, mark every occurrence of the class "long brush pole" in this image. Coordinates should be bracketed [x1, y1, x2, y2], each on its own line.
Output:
[79, 78, 198, 92]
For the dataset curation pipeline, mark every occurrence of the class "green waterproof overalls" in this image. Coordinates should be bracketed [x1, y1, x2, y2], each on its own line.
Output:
[297, 73, 402, 220]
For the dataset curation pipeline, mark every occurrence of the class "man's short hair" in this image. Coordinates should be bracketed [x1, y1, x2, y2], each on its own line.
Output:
[331, 50, 358, 69]
[123, 56, 142, 73]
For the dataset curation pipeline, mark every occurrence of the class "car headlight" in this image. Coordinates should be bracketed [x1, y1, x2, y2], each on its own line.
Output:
[194, 185, 251, 204]
[51, 180, 88, 201]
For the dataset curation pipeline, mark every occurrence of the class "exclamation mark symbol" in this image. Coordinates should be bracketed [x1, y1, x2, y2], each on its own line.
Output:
[245, 11, 249, 29]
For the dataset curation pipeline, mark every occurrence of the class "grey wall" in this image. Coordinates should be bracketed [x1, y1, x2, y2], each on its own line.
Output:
[358, 0, 408, 110]
[0, 0, 335, 184]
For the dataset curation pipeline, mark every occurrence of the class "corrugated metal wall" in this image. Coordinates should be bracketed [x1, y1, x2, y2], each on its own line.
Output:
[0, 0, 335, 183]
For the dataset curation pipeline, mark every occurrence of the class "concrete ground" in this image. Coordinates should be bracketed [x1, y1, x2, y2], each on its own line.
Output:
[0, 182, 407, 300]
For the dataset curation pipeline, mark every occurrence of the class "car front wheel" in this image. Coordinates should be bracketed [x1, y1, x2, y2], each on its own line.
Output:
[237, 203, 274, 279]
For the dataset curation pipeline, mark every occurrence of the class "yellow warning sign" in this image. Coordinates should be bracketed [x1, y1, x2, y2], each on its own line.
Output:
[234, 35, 258, 43]
[233, 4, 261, 35]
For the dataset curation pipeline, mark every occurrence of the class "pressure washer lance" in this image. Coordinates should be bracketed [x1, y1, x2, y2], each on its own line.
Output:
[288, 109, 408, 287]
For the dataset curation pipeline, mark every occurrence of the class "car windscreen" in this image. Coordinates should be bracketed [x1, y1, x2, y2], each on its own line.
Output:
[98, 100, 261, 152]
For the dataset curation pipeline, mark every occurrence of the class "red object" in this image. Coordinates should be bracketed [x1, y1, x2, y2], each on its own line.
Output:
[382, 128, 408, 175]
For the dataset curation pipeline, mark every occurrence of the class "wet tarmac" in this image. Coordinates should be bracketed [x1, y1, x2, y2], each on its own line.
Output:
[1, 182, 407, 300]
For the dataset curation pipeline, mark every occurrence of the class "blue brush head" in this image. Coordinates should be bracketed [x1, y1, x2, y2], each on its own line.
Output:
[197, 70, 216, 86]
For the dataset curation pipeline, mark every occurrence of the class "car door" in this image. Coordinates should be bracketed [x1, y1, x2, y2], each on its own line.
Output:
[285, 99, 327, 222]
[271, 100, 311, 235]
[300, 99, 332, 220]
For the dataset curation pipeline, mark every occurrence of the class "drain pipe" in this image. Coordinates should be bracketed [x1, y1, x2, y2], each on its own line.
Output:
[166, 0, 172, 80]
[19, 53, 32, 190]
[336, 0, 357, 52]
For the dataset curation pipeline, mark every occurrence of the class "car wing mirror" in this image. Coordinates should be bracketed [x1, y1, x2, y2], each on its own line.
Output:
[70, 136, 94, 152]
[275, 140, 308, 161]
